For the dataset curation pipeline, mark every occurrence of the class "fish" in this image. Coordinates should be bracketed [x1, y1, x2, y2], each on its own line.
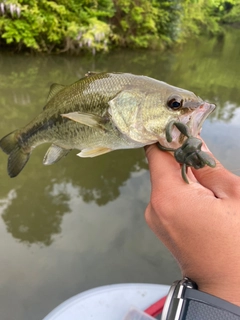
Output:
[0, 72, 215, 178]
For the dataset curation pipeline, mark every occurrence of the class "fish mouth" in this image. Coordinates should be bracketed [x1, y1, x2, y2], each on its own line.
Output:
[163, 102, 216, 149]
[187, 102, 216, 136]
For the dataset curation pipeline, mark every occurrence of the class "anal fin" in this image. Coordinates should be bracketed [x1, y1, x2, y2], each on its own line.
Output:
[43, 144, 71, 165]
[77, 147, 112, 158]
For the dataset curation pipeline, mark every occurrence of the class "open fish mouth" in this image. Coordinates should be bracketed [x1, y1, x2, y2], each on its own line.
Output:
[157, 100, 217, 183]
[187, 102, 216, 136]
[169, 101, 216, 149]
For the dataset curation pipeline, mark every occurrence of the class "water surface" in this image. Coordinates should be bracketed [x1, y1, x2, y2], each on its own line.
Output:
[0, 29, 240, 320]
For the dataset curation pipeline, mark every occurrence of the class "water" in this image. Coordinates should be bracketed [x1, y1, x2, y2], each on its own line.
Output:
[0, 29, 240, 320]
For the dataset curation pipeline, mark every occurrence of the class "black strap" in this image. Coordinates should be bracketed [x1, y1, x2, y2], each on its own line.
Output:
[183, 300, 240, 320]
[181, 289, 240, 320]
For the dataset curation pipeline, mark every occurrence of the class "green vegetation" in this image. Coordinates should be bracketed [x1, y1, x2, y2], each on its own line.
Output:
[0, 0, 240, 53]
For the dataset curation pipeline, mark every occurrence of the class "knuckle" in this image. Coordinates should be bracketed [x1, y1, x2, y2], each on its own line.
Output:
[231, 176, 240, 197]
[149, 188, 175, 220]
[144, 204, 153, 225]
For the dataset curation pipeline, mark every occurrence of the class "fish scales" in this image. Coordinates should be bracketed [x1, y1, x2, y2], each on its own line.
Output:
[18, 74, 128, 145]
[14, 73, 162, 149]
[0, 72, 215, 177]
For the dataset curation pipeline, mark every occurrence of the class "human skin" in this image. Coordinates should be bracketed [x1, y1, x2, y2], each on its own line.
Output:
[144, 141, 240, 307]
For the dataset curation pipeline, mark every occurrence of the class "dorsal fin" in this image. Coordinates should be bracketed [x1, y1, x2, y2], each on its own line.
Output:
[85, 71, 99, 77]
[44, 83, 66, 109]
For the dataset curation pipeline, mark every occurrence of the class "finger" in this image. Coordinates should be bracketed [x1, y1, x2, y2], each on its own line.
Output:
[192, 141, 240, 198]
[185, 167, 198, 183]
[145, 144, 186, 188]
[145, 144, 201, 186]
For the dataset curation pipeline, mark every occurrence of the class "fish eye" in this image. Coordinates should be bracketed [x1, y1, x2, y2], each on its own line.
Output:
[167, 96, 183, 110]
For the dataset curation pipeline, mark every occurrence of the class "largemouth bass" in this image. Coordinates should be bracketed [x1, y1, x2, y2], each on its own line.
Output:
[0, 72, 215, 178]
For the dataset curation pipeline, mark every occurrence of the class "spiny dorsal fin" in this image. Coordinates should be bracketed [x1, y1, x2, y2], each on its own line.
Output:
[77, 147, 112, 158]
[85, 71, 99, 77]
[61, 112, 108, 131]
[43, 144, 71, 165]
[44, 83, 66, 109]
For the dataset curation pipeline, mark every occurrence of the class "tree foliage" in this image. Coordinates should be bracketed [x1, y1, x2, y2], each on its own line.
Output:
[0, 0, 240, 53]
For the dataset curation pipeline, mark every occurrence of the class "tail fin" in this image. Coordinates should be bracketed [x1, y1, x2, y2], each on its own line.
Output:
[0, 131, 30, 178]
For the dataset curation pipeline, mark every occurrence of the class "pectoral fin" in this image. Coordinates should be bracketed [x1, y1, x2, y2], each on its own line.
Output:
[43, 144, 71, 165]
[77, 147, 112, 158]
[61, 112, 107, 130]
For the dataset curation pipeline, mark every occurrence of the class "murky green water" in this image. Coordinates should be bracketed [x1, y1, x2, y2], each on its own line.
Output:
[0, 29, 240, 320]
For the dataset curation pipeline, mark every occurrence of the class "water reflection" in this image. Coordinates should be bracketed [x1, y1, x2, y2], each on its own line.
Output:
[1, 182, 70, 246]
[61, 150, 148, 206]
[165, 30, 240, 121]
[0, 189, 17, 215]
[0, 147, 147, 245]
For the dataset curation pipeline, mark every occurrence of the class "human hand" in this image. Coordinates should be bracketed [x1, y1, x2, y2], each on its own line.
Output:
[145, 141, 240, 306]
